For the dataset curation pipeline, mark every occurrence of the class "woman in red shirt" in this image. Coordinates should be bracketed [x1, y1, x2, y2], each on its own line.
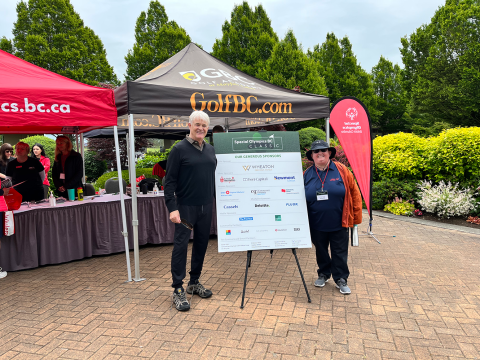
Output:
[31, 143, 51, 199]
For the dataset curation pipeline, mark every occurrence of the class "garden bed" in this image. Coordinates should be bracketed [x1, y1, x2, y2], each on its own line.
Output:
[378, 210, 480, 230]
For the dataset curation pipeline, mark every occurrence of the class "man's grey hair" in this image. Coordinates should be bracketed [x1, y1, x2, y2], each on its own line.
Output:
[189, 110, 210, 126]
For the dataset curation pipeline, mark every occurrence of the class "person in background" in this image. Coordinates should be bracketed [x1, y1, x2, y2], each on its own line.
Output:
[52, 136, 83, 199]
[164, 110, 216, 311]
[5, 142, 45, 202]
[212, 125, 225, 133]
[0, 143, 15, 180]
[31, 143, 51, 199]
[303, 140, 362, 295]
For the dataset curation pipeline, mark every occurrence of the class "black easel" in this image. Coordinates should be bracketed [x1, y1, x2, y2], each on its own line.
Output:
[240, 249, 311, 309]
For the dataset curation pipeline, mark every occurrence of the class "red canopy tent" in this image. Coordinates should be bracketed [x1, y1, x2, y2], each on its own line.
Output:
[0, 50, 132, 279]
[0, 50, 117, 134]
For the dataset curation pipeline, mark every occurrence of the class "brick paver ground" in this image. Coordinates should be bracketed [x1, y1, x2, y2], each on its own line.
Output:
[1, 214, 480, 359]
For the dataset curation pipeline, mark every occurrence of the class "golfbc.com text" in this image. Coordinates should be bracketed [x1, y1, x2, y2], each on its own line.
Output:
[190, 92, 293, 114]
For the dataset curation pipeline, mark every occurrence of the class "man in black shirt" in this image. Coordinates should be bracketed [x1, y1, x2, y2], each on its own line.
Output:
[164, 110, 216, 311]
[6, 142, 45, 202]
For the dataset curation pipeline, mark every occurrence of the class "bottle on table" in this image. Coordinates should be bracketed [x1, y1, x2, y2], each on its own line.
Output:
[153, 183, 159, 196]
[77, 187, 84, 201]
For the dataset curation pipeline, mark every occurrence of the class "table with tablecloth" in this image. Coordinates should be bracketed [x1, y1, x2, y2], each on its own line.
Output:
[0, 194, 217, 271]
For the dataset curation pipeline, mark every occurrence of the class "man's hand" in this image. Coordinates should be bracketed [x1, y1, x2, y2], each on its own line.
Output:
[169, 210, 181, 223]
[59, 186, 66, 193]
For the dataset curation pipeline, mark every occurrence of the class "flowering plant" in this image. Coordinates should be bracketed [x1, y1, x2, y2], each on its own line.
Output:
[417, 180, 477, 219]
[414, 209, 423, 216]
[384, 197, 415, 216]
[466, 216, 480, 225]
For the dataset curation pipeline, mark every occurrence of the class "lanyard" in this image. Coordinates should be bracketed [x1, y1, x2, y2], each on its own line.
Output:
[314, 162, 330, 191]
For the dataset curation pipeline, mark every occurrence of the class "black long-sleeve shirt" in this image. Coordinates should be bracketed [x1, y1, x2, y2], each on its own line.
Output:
[164, 138, 216, 213]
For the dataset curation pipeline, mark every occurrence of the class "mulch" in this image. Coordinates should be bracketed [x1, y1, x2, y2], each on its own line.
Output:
[378, 210, 480, 229]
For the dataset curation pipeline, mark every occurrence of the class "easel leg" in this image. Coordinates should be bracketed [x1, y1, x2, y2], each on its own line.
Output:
[292, 249, 311, 303]
[240, 251, 252, 309]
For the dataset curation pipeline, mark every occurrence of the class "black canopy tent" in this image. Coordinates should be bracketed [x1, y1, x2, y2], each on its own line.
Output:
[115, 43, 330, 281]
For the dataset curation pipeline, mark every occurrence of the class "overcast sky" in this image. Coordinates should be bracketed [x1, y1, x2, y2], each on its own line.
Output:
[1, 0, 445, 82]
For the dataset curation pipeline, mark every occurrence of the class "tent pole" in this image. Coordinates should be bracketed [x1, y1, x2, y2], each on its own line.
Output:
[80, 133, 85, 184]
[114, 126, 132, 282]
[128, 114, 144, 282]
[325, 117, 330, 145]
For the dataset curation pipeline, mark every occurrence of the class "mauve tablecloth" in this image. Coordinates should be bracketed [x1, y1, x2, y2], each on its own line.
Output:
[0, 195, 217, 271]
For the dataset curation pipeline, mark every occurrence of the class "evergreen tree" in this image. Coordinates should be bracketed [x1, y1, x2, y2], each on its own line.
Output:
[258, 30, 327, 96]
[124, 1, 192, 81]
[371, 56, 408, 134]
[212, 1, 278, 77]
[400, 0, 480, 126]
[2, 0, 119, 86]
[308, 33, 381, 124]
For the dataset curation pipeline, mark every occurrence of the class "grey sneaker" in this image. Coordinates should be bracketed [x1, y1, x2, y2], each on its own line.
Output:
[186, 280, 212, 298]
[335, 278, 351, 294]
[314, 274, 328, 287]
[0, 268, 6, 279]
[173, 287, 190, 311]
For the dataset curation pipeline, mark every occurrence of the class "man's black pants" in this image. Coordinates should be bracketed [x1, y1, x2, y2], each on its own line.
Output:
[310, 227, 349, 282]
[171, 203, 212, 289]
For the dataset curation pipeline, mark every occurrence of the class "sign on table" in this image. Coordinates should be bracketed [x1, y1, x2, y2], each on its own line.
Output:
[213, 131, 311, 252]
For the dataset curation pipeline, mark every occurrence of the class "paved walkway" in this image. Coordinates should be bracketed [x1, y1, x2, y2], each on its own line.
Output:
[1, 215, 480, 359]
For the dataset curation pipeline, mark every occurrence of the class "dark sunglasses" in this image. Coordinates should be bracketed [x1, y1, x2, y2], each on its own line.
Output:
[4, 150, 13, 153]
[313, 149, 328, 153]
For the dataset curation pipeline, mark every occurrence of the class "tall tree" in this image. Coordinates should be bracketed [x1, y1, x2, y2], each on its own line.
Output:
[308, 33, 381, 124]
[371, 56, 408, 133]
[257, 30, 328, 96]
[257, 30, 328, 131]
[212, 1, 278, 77]
[401, 0, 480, 126]
[124, 1, 192, 80]
[1, 0, 119, 86]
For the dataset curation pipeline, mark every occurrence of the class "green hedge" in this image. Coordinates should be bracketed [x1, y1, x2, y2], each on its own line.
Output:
[373, 128, 480, 184]
[94, 168, 161, 191]
[371, 179, 420, 210]
[373, 132, 427, 181]
[298, 127, 326, 157]
[424, 127, 480, 183]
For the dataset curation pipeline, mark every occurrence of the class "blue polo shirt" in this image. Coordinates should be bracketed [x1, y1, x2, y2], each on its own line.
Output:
[304, 161, 345, 232]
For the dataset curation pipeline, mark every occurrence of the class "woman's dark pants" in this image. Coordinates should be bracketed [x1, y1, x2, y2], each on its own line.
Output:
[310, 227, 349, 282]
[171, 203, 212, 289]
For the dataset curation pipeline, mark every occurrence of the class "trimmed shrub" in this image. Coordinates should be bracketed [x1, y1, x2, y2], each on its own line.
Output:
[424, 127, 480, 183]
[94, 168, 160, 191]
[371, 179, 420, 210]
[137, 154, 163, 168]
[84, 150, 107, 183]
[298, 127, 326, 157]
[136, 140, 180, 168]
[19, 135, 56, 160]
[373, 132, 427, 180]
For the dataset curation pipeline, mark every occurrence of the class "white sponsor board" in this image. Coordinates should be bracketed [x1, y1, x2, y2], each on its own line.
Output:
[215, 152, 311, 252]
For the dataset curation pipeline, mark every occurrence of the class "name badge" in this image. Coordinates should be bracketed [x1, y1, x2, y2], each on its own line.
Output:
[60, 173, 65, 179]
[316, 191, 328, 201]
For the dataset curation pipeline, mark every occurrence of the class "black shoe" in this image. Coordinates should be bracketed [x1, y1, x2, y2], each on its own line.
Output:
[172, 287, 190, 311]
[186, 280, 212, 298]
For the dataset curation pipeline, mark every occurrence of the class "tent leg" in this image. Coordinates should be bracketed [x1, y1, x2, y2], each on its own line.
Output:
[325, 117, 330, 145]
[114, 126, 132, 282]
[128, 114, 145, 282]
[80, 133, 85, 184]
